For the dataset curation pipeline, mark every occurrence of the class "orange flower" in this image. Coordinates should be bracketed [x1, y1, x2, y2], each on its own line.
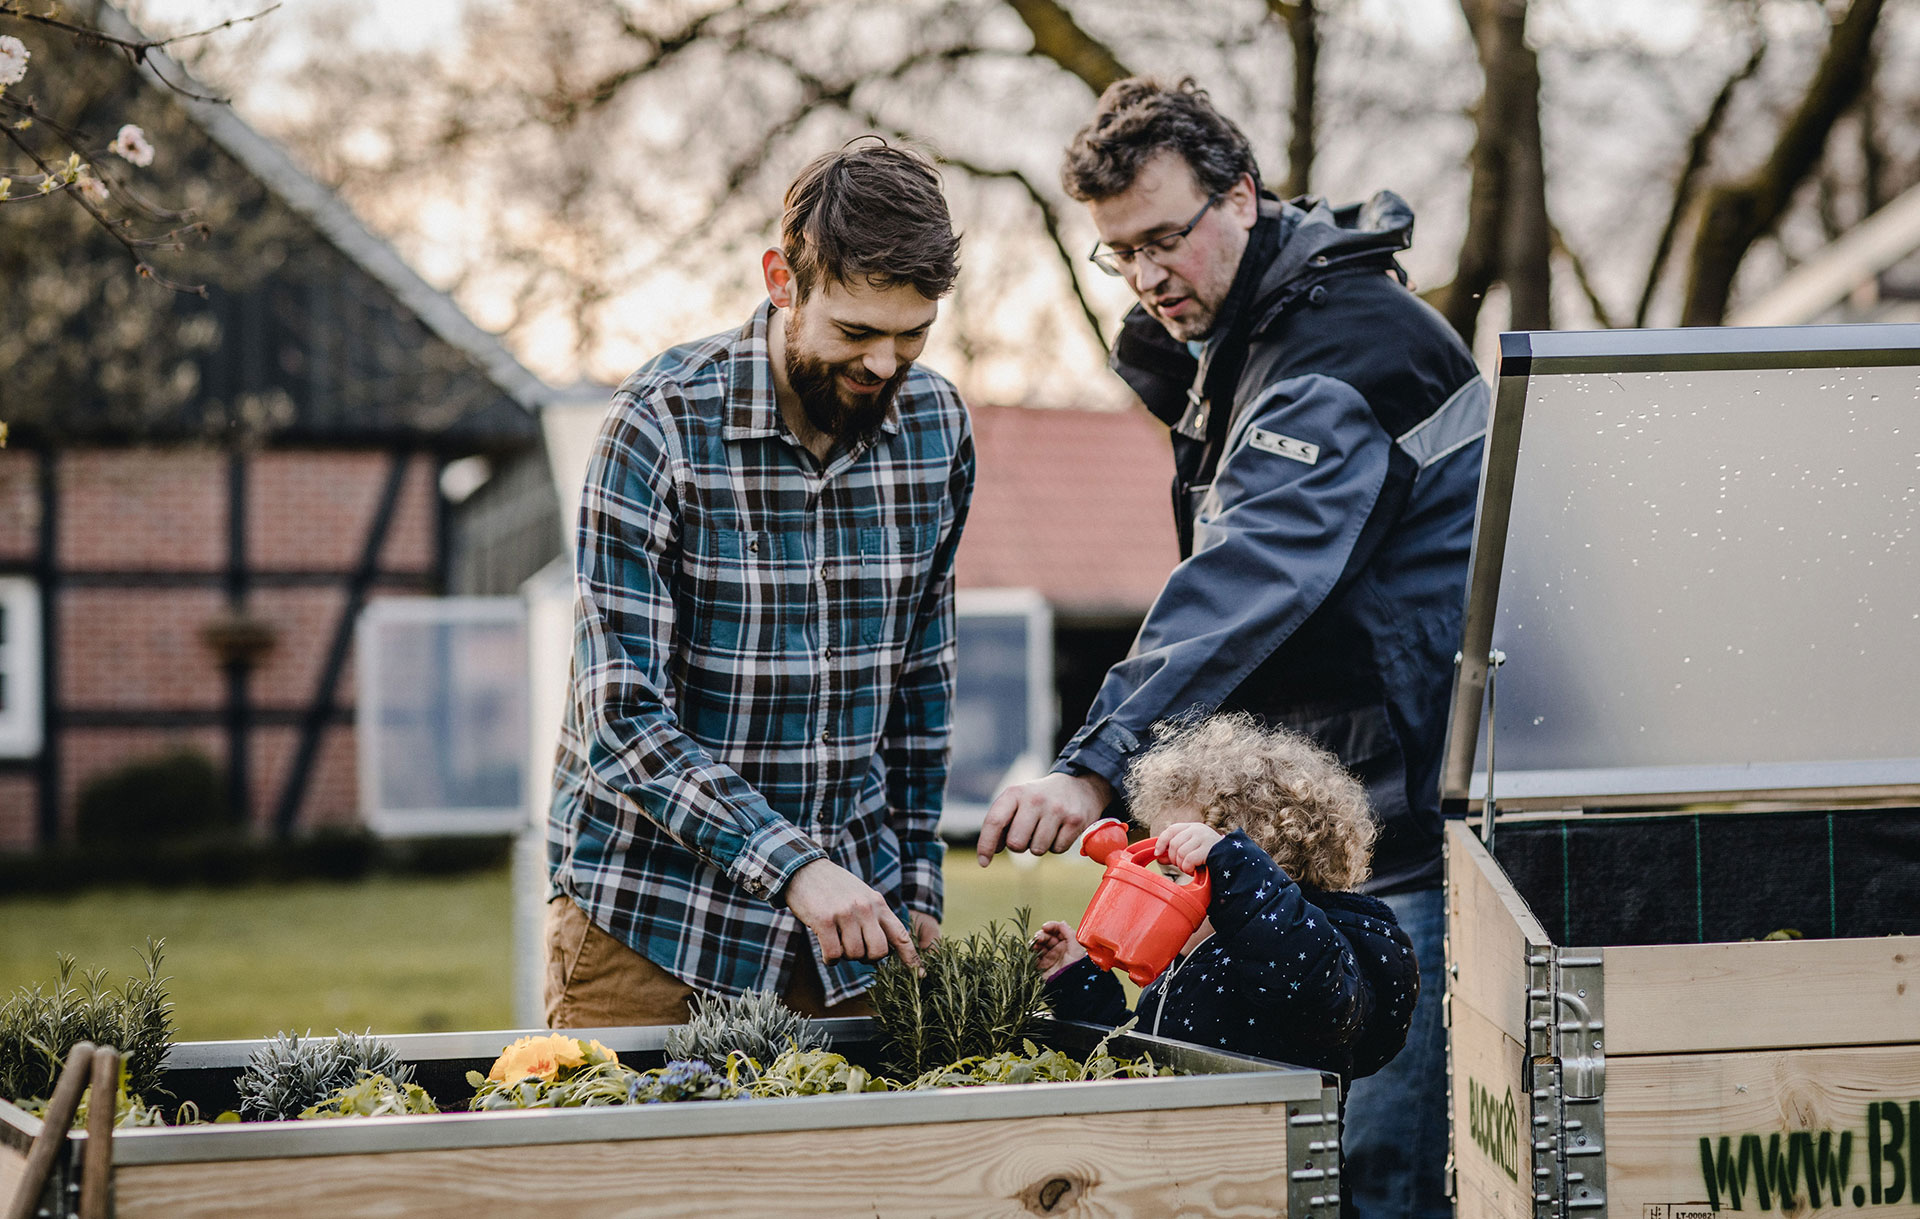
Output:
[485, 1034, 616, 1085]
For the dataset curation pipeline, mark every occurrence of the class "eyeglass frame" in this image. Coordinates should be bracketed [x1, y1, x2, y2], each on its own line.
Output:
[1087, 193, 1223, 277]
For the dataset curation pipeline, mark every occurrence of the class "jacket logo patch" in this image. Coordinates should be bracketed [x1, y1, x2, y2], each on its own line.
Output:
[1247, 428, 1319, 465]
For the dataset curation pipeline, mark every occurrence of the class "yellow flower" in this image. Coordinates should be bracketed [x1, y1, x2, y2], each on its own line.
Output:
[485, 1034, 615, 1085]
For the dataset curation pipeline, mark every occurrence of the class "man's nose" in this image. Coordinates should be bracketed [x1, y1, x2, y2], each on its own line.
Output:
[863, 345, 897, 381]
[1129, 255, 1169, 295]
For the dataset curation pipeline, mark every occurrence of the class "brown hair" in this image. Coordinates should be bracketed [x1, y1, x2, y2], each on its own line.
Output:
[1061, 76, 1260, 203]
[781, 140, 961, 302]
[1125, 712, 1376, 891]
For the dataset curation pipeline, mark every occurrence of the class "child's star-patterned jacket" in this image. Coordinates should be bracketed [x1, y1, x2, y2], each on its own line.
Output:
[1044, 829, 1419, 1080]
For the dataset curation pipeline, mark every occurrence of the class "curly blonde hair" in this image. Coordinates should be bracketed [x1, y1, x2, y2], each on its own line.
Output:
[1124, 712, 1377, 891]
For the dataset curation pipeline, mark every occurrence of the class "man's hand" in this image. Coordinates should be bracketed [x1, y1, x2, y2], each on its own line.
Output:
[1155, 821, 1223, 874]
[976, 771, 1113, 866]
[910, 911, 940, 953]
[1030, 919, 1086, 977]
[783, 858, 920, 969]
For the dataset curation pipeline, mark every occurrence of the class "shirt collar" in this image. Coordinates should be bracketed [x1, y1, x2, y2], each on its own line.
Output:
[723, 298, 904, 444]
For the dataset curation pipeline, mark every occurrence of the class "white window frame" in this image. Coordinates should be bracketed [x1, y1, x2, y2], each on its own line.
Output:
[0, 577, 43, 758]
[938, 588, 1056, 840]
[357, 596, 528, 837]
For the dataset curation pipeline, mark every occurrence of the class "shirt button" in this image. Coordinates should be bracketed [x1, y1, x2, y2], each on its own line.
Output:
[747, 537, 759, 553]
[822, 646, 836, 660]
[820, 729, 832, 743]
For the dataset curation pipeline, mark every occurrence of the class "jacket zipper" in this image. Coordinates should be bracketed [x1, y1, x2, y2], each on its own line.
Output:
[1151, 931, 1214, 1038]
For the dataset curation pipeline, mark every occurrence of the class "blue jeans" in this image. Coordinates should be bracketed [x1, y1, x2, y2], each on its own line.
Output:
[1344, 885, 1450, 1219]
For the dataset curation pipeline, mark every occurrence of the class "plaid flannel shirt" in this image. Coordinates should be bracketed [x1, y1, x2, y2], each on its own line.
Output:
[549, 301, 974, 1004]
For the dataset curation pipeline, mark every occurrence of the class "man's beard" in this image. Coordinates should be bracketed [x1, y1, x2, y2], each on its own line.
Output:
[784, 323, 907, 450]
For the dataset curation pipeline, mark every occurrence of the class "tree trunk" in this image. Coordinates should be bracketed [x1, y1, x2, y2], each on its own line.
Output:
[1679, 0, 1885, 327]
[1442, 0, 1551, 347]
[1267, 0, 1318, 198]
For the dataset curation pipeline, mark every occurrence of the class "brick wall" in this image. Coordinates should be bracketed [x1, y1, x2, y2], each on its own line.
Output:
[5, 445, 442, 848]
[0, 452, 41, 561]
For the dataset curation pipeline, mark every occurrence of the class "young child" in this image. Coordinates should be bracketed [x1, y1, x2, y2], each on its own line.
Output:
[1033, 712, 1419, 1082]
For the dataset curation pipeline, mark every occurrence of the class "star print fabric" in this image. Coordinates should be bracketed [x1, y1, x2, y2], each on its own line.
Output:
[1043, 829, 1420, 1080]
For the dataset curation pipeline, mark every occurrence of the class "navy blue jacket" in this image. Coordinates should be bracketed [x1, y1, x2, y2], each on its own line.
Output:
[1044, 830, 1418, 1080]
[1053, 194, 1485, 895]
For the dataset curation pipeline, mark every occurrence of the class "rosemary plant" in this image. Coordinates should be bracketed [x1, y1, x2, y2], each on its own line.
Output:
[0, 939, 175, 1104]
[663, 989, 827, 1068]
[236, 1029, 413, 1121]
[870, 908, 1045, 1077]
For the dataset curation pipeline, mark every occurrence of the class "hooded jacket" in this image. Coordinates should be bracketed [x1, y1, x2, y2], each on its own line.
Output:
[1054, 193, 1485, 894]
[1043, 829, 1419, 1081]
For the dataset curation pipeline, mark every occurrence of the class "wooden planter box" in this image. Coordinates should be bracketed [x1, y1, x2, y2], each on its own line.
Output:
[1438, 325, 1920, 1219]
[1447, 817, 1919, 1219]
[2, 1018, 1339, 1218]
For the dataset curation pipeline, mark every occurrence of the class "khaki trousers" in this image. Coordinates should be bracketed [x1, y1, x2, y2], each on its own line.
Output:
[543, 895, 872, 1029]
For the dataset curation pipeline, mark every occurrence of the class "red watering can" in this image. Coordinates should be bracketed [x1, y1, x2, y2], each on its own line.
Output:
[1074, 818, 1213, 986]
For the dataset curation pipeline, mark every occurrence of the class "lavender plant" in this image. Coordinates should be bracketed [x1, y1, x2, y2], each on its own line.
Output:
[236, 1029, 412, 1121]
[663, 989, 827, 1068]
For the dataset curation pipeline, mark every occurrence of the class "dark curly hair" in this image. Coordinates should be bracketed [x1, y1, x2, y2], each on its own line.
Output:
[1061, 76, 1261, 202]
[781, 139, 961, 302]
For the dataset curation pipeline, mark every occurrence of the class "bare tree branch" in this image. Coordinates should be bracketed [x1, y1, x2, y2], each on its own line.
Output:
[1551, 221, 1612, 328]
[1004, 0, 1130, 95]
[1632, 36, 1765, 328]
[1680, 0, 1886, 326]
[939, 151, 1106, 348]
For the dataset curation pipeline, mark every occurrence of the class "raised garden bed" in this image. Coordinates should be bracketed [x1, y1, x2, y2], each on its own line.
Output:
[2, 1017, 1339, 1218]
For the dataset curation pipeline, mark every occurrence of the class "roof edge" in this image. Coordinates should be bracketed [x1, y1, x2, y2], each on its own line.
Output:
[86, 1, 553, 415]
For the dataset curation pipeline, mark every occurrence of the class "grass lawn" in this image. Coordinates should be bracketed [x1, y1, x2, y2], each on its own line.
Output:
[0, 848, 1106, 1043]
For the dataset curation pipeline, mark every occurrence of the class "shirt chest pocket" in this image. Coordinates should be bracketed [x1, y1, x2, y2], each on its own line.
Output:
[845, 523, 939, 647]
[689, 527, 813, 654]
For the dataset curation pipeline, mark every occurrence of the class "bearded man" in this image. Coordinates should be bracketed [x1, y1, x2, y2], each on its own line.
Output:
[546, 142, 972, 1027]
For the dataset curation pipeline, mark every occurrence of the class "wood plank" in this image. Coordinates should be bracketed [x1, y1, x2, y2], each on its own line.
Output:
[1606, 1043, 1920, 1218]
[1450, 999, 1533, 1219]
[1447, 822, 1553, 1043]
[115, 1105, 1298, 1218]
[1605, 936, 1920, 1055]
[0, 1142, 27, 1214]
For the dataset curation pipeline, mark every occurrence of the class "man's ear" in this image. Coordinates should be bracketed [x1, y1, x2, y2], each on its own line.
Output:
[1226, 172, 1259, 231]
[763, 248, 797, 309]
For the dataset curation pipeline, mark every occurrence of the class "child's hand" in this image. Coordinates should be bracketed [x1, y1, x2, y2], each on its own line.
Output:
[1030, 920, 1087, 976]
[1156, 822, 1224, 874]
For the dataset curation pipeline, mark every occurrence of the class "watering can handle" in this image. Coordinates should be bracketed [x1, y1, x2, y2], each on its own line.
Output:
[1124, 837, 1212, 906]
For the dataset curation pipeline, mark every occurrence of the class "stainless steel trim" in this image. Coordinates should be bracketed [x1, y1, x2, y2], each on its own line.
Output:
[1441, 355, 1531, 802]
[1517, 322, 1920, 372]
[1463, 759, 1920, 810]
[19, 1020, 1324, 1169]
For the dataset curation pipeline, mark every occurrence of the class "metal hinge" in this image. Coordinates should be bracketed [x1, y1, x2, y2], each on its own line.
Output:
[1526, 947, 1608, 1219]
[1287, 1084, 1343, 1219]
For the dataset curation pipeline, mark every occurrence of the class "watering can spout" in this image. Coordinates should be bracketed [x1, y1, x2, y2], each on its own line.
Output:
[1079, 818, 1132, 866]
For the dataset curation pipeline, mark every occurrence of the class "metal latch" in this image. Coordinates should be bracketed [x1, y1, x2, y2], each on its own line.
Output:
[1527, 948, 1608, 1219]
[1287, 1084, 1343, 1219]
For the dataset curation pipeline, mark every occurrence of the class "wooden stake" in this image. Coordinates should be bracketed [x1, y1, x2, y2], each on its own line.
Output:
[79, 1046, 119, 1219]
[4, 1041, 93, 1219]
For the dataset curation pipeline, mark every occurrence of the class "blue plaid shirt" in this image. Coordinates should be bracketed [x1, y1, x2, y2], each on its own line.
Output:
[549, 301, 974, 1004]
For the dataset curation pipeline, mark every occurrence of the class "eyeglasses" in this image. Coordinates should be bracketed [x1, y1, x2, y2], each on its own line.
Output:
[1088, 194, 1221, 277]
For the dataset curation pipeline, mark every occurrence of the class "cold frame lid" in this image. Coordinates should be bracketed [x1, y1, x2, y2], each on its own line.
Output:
[1440, 323, 1920, 811]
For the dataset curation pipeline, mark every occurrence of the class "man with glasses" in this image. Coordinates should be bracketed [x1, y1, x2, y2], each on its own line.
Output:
[977, 78, 1485, 1219]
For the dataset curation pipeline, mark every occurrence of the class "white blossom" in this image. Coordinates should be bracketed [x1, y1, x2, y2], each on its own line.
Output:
[0, 35, 29, 88]
[112, 124, 154, 168]
[77, 172, 110, 205]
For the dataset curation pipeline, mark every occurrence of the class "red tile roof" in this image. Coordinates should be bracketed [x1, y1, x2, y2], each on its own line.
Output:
[956, 404, 1180, 616]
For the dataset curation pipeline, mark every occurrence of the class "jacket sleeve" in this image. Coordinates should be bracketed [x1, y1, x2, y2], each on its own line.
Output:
[881, 414, 975, 921]
[1203, 831, 1370, 1052]
[1054, 373, 1392, 785]
[568, 388, 825, 905]
[1042, 957, 1135, 1029]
